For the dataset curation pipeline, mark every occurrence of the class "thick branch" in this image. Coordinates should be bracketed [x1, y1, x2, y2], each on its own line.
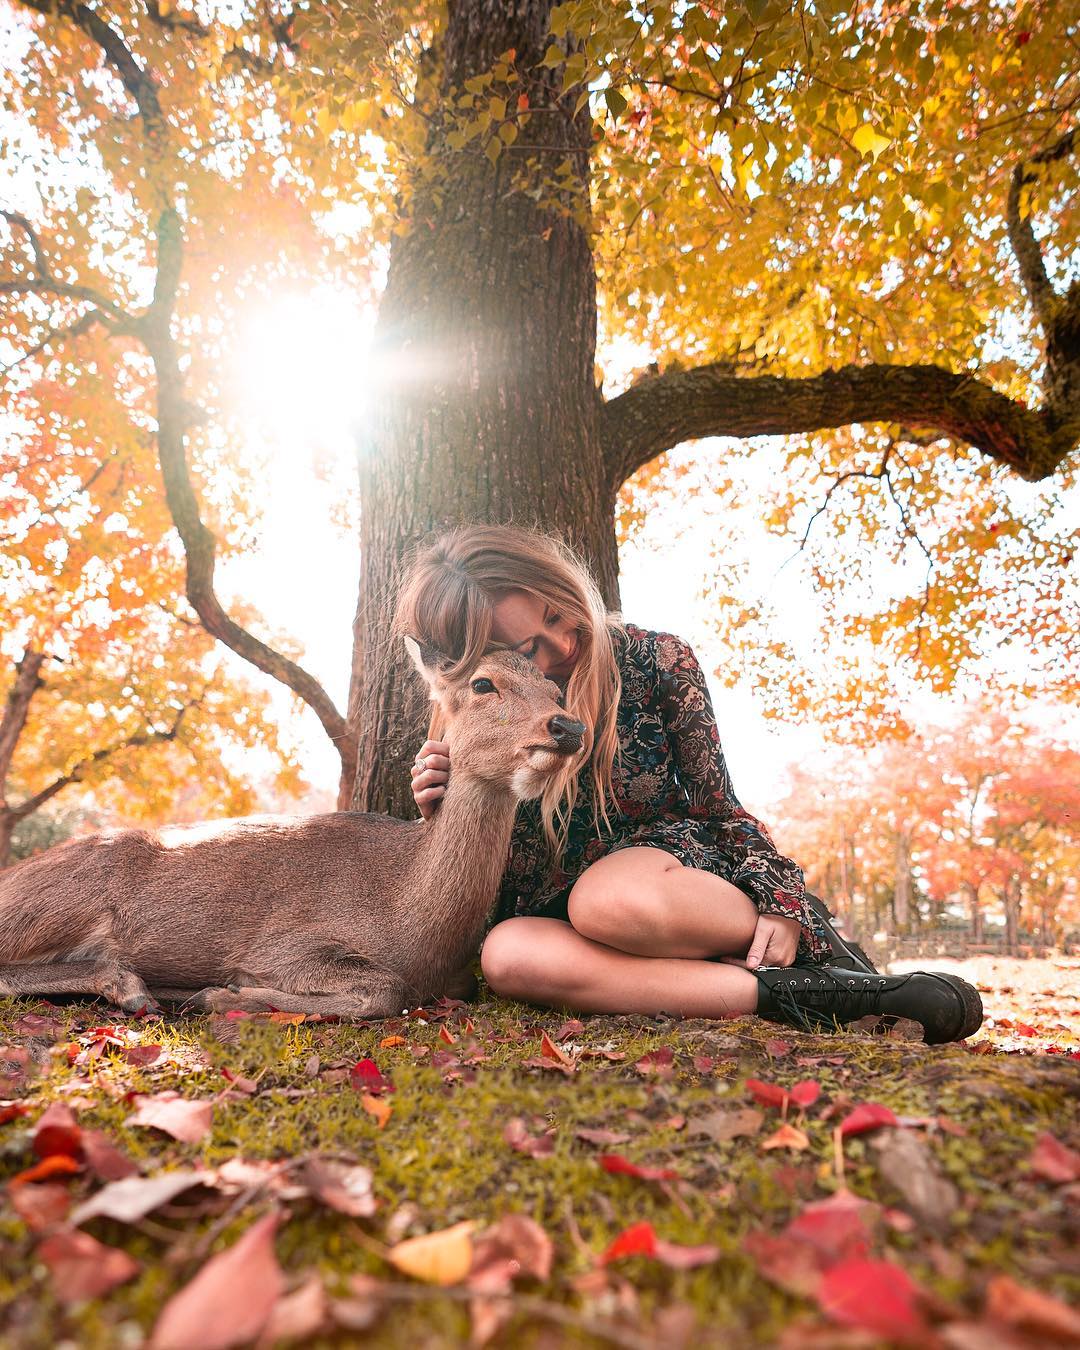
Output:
[1007, 165, 1057, 330]
[10, 698, 197, 821]
[0, 650, 46, 804]
[601, 362, 1073, 487]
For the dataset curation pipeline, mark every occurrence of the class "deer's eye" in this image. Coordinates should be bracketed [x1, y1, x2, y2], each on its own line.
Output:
[471, 677, 496, 694]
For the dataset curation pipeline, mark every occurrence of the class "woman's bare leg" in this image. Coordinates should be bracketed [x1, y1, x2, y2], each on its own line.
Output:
[480, 917, 760, 1018]
[567, 847, 763, 959]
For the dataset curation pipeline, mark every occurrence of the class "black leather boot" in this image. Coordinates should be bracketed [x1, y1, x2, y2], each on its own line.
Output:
[753, 963, 984, 1045]
[805, 893, 879, 973]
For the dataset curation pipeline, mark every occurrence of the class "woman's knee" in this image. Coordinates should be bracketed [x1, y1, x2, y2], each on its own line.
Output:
[480, 918, 553, 996]
[567, 857, 681, 946]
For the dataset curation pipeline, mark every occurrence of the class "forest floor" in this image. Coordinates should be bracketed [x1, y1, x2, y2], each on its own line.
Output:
[1, 956, 1078, 1349]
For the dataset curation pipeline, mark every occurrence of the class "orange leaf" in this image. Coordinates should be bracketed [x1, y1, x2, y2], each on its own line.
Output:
[761, 1122, 811, 1151]
[361, 1093, 392, 1128]
[388, 1221, 475, 1286]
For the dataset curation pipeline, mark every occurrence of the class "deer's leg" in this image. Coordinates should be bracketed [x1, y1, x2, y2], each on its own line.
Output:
[0, 961, 159, 1014]
[443, 965, 479, 1001]
[168, 961, 415, 1020]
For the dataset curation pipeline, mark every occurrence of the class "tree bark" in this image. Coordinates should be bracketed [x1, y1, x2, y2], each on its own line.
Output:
[893, 831, 912, 933]
[348, 0, 616, 816]
[1003, 875, 1021, 954]
[966, 882, 984, 944]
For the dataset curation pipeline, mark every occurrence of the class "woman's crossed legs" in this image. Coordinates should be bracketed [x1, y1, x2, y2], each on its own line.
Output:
[481, 847, 765, 1019]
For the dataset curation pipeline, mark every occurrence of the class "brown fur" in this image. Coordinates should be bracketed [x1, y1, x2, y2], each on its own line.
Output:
[0, 645, 585, 1017]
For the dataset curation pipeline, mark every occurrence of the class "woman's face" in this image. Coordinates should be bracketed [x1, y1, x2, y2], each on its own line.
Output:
[489, 590, 581, 680]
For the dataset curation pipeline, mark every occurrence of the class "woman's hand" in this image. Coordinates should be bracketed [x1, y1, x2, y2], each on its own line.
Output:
[410, 740, 450, 820]
[720, 913, 802, 970]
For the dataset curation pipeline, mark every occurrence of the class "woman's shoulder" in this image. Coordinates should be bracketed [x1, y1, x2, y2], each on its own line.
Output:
[617, 622, 698, 672]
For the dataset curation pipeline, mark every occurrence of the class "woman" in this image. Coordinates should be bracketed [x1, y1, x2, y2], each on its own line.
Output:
[396, 524, 982, 1043]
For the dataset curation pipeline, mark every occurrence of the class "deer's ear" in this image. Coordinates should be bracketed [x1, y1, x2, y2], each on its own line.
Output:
[403, 635, 452, 686]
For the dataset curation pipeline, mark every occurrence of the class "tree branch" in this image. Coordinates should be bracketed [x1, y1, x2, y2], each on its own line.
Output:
[9, 697, 199, 821]
[601, 362, 1072, 488]
[13, 0, 358, 804]
[0, 650, 46, 806]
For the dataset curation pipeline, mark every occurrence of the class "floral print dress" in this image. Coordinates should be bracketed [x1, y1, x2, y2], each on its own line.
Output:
[492, 623, 831, 966]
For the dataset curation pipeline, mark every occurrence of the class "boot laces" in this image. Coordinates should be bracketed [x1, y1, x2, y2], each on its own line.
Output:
[772, 970, 885, 1033]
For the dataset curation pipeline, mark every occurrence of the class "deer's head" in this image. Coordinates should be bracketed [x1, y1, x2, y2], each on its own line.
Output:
[405, 637, 587, 801]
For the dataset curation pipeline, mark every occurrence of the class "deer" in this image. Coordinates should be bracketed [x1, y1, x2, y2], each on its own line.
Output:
[0, 639, 586, 1018]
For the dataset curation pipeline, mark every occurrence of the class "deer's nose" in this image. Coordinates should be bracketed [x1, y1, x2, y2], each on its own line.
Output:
[549, 714, 586, 751]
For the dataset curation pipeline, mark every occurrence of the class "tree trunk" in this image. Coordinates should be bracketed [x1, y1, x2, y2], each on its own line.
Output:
[893, 832, 912, 933]
[348, 0, 618, 815]
[966, 882, 984, 944]
[1003, 875, 1020, 954]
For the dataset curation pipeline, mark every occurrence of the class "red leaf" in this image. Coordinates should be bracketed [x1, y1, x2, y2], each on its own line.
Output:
[1015, 1022, 1037, 1037]
[349, 1058, 393, 1095]
[0, 1103, 30, 1125]
[817, 1258, 926, 1342]
[745, 1231, 825, 1299]
[634, 1046, 674, 1077]
[838, 1103, 897, 1138]
[122, 1044, 163, 1067]
[574, 1127, 631, 1147]
[554, 1018, 584, 1041]
[33, 1103, 82, 1160]
[789, 1080, 821, 1109]
[600, 1220, 657, 1263]
[598, 1153, 678, 1181]
[9, 1154, 82, 1186]
[301, 1158, 377, 1218]
[10, 1182, 71, 1232]
[127, 1092, 213, 1143]
[503, 1117, 554, 1158]
[220, 1067, 259, 1095]
[149, 1212, 284, 1349]
[81, 1130, 140, 1181]
[764, 1038, 793, 1057]
[38, 1229, 140, 1304]
[539, 1031, 575, 1069]
[1029, 1131, 1080, 1184]
[786, 1190, 877, 1262]
[745, 1078, 788, 1109]
[653, 1235, 721, 1269]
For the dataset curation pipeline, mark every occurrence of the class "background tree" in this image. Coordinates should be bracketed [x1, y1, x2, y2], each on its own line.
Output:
[2, 0, 1076, 820]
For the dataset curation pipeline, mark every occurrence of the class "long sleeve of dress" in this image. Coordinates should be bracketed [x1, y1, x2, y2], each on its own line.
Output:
[653, 632, 827, 960]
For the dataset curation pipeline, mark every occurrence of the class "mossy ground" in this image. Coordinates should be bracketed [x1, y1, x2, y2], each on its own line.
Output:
[1, 965, 1078, 1349]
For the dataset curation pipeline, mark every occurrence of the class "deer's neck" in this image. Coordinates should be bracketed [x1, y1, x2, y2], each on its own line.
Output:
[406, 774, 521, 966]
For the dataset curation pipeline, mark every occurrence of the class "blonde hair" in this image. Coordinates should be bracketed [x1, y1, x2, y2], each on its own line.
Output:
[392, 523, 624, 860]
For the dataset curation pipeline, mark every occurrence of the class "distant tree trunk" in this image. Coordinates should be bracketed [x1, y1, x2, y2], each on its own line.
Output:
[347, 0, 618, 817]
[893, 832, 912, 933]
[966, 882, 984, 943]
[1003, 874, 1021, 954]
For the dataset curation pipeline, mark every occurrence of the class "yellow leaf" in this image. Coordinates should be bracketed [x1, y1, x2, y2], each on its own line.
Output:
[388, 1221, 475, 1285]
[852, 124, 890, 161]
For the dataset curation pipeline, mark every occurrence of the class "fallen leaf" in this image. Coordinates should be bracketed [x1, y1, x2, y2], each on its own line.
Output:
[439, 1024, 457, 1045]
[870, 1129, 958, 1231]
[790, 1081, 821, 1109]
[349, 1058, 392, 1095]
[765, 1038, 793, 1057]
[470, 1213, 553, 1285]
[503, 1117, 554, 1157]
[538, 1031, 575, 1070]
[762, 1122, 811, 1151]
[746, 1078, 789, 1109]
[745, 1231, 826, 1299]
[33, 1102, 82, 1159]
[38, 1229, 140, 1303]
[360, 1093, 392, 1128]
[8, 1154, 82, 1186]
[687, 1107, 763, 1143]
[127, 1091, 213, 1143]
[388, 1220, 475, 1286]
[786, 1190, 878, 1262]
[554, 1018, 584, 1040]
[838, 1103, 897, 1138]
[598, 1153, 678, 1181]
[221, 1067, 258, 1094]
[300, 1158, 376, 1217]
[599, 1218, 721, 1270]
[634, 1046, 675, 1078]
[574, 1126, 631, 1147]
[9, 1181, 70, 1231]
[379, 1035, 406, 1048]
[257, 1273, 326, 1346]
[81, 1128, 140, 1181]
[986, 1273, 1080, 1341]
[817, 1258, 927, 1343]
[150, 1211, 284, 1350]
[123, 1044, 163, 1067]
[0, 1103, 30, 1125]
[1028, 1131, 1080, 1184]
[70, 1171, 208, 1227]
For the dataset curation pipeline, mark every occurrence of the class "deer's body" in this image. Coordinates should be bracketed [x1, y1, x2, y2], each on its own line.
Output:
[0, 645, 585, 1017]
